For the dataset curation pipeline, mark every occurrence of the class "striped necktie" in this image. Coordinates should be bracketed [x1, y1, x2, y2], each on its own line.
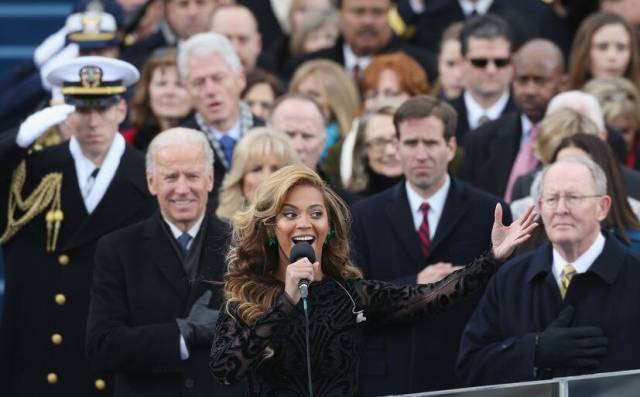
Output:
[418, 202, 431, 257]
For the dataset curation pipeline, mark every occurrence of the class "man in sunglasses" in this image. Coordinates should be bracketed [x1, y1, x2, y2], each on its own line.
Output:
[449, 14, 518, 146]
[460, 39, 566, 201]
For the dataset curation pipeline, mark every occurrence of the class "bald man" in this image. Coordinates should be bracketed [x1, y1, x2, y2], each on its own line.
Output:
[210, 4, 262, 72]
[460, 39, 566, 200]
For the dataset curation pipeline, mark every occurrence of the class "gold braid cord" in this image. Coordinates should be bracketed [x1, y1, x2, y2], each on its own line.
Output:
[0, 160, 64, 252]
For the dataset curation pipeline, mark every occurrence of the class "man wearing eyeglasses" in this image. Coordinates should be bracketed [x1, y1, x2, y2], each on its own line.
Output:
[458, 156, 640, 386]
[449, 13, 518, 145]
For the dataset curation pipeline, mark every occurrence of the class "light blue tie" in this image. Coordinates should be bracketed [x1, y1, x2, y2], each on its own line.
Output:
[219, 135, 236, 166]
[177, 233, 192, 253]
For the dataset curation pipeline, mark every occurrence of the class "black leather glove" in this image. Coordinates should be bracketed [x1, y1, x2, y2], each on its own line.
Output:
[534, 305, 608, 369]
[177, 290, 219, 350]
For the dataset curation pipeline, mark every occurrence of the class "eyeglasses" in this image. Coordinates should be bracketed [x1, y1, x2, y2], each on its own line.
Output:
[539, 194, 602, 208]
[469, 57, 511, 69]
[366, 136, 398, 154]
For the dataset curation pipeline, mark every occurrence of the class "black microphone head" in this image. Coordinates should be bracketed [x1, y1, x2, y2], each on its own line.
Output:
[290, 241, 316, 264]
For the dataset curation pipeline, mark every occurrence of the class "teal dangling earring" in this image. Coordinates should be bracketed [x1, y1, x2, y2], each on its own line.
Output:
[268, 236, 277, 247]
[324, 230, 335, 245]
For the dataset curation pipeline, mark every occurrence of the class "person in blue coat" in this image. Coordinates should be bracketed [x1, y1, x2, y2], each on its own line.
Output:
[457, 156, 639, 386]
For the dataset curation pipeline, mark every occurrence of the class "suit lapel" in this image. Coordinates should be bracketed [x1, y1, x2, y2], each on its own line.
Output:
[186, 216, 229, 308]
[427, 179, 470, 261]
[385, 183, 423, 268]
[146, 215, 190, 303]
[64, 148, 149, 250]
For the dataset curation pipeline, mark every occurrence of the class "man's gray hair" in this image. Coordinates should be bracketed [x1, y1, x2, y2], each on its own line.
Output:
[146, 127, 214, 172]
[536, 155, 608, 199]
[177, 32, 242, 81]
[546, 91, 605, 131]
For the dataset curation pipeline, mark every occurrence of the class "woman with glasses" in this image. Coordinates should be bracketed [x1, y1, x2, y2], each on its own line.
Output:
[346, 104, 402, 196]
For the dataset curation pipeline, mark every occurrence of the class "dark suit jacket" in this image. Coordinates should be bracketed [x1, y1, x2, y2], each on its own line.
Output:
[457, 234, 640, 386]
[121, 30, 171, 72]
[350, 178, 511, 395]
[0, 133, 156, 397]
[86, 213, 246, 397]
[460, 112, 523, 198]
[284, 36, 438, 83]
[395, 0, 571, 55]
[448, 92, 519, 146]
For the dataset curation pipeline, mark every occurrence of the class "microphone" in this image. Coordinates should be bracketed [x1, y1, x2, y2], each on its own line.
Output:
[290, 241, 316, 299]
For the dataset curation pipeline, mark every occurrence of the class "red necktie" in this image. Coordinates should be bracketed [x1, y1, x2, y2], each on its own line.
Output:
[418, 202, 431, 257]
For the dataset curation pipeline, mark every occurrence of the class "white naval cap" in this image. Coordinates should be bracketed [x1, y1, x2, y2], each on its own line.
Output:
[46, 56, 139, 107]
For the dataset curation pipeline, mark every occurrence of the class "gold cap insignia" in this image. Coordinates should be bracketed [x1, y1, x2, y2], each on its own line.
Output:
[80, 65, 103, 88]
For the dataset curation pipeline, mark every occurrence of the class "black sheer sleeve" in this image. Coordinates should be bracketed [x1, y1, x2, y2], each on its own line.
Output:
[209, 293, 297, 386]
[358, 252, 501, 326]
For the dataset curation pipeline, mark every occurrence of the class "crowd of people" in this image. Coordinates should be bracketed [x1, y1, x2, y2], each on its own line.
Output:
[2, 0, 640, 396]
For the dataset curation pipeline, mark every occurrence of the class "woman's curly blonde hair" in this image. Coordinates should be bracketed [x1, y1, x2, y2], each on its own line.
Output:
[224, 164, 362, 326]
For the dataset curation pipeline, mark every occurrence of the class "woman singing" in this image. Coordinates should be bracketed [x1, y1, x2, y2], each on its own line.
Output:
[210, 165, 536, 396]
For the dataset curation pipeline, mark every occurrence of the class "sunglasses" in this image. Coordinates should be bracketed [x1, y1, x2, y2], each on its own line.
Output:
[469, 57, 511, 68]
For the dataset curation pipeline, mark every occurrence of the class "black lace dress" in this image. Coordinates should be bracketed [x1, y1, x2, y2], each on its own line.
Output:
[210, 253, 500, 396]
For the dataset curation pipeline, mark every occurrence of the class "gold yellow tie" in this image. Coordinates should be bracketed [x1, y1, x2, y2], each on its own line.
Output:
[559, 263, 576, 299]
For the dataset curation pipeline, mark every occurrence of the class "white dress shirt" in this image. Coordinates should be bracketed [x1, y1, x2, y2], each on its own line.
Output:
[551, 232, 606, 284]
[405, 175, 451, 239]
[465, 90, 510, 130]
[164, 214, 205, 360]
[343, 43, 372, 79]
[69, 133, 125, 214]
[458, 0, 493, 17]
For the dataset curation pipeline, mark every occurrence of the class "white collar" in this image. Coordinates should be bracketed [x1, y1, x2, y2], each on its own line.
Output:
[164, 214, 205, 240]
[458, 0, 493, 16]
[552, 232, 606, 283]
[343, 43, 373, 75]
[209, 118, 242, 142]
[405, 175, 451, 236]
[464, 90, 510, 130]
[68, 133, 125, 214]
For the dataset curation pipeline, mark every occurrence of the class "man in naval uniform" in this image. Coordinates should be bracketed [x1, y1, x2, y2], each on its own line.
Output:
[0, 56, 156, 397]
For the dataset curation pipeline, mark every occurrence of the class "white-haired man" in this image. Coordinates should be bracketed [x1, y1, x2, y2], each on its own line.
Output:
[178, 32, 263, 197]
[86, 127, 246, 397]
[458, 156, 640, 386]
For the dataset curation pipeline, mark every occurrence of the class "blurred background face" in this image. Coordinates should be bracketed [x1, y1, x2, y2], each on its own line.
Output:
[243, 82, 276, 120]
[463, 37, 513, 100]
[149, 65, 192, 120]
[303, 22, 340, 53]
[294, 72, 331, 118]
[365, 113, 401, 177]
[270, 99, 326, 169]
[210, 7, 261, 72]
[290, 0, 333, 33]
[165, 0, 217, 40]
[610, 114, 638, 147]
[242, 154, 282, 204]
[363, 68, 409, 110]
[185, 53, 245, 129]
[512, 53, 562, 123]
[68, 100, 126, 160]
[438, 39, 464, 99]
[590, 23, 631, 79]
[340, 0, 391, 56]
